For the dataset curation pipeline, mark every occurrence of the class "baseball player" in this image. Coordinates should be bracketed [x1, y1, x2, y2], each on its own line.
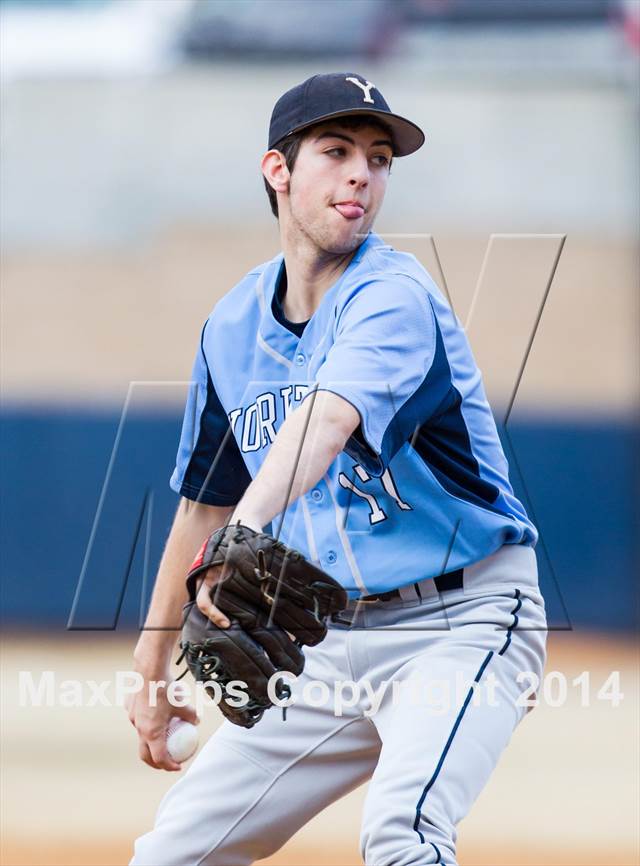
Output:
[127, 72, 548, 866]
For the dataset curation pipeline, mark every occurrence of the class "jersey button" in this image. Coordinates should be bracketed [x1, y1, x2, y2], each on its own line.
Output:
[326, 550, 337, 565]
[295, 353, 305, 366]
[311, 488, 323, 502]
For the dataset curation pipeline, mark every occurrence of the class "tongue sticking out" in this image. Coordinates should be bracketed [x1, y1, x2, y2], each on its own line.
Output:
[334, 203, 364, 220]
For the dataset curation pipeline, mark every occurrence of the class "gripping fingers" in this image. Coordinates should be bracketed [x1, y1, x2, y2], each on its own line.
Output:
[196, 576, 230, 628]
[137, 728, 181, 772]
[138, 740, 154, 768]
[138, 739, 178, 772]
[147, 735, 182, 772]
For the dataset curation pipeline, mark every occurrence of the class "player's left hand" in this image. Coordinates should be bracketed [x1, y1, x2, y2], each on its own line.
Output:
[228, 511, 263, 534]
[178, 521, 347, 728]
[194, 512, 263, 628]
[194, 566, 231, 629]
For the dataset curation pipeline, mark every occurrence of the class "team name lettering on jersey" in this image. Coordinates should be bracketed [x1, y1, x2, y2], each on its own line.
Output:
[229, 385, 311, 453]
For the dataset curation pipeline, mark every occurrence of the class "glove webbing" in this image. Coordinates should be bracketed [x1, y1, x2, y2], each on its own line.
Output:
[175, 631, 298, 723]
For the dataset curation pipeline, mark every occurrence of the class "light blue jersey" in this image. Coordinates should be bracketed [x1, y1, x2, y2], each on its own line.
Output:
[171, 233, 536, 597]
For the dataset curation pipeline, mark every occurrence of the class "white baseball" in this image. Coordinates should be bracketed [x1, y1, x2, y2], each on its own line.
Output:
[166, 718, 199, 763]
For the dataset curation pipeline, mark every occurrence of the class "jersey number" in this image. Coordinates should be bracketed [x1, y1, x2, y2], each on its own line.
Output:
[338, 464, 412, 525]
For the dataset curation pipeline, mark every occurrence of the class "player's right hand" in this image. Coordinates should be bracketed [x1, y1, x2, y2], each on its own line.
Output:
[126, 674, 199, 772]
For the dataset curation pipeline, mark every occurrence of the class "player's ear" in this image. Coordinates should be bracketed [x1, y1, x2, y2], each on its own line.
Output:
[261, 150, 290, 195]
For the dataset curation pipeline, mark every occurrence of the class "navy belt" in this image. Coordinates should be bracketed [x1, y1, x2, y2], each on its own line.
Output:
[360, 568, 464, 603]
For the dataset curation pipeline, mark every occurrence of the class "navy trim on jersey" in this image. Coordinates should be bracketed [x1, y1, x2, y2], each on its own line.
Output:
[351, 304, 502, 508]
[430, 841, 443, 863]
[498, 589, 522, 656]
[410, 318, 500, 507]
[180, 361, 252, 507]
[271, 262, 309, 338]
[413, 650, 494, 845]
[340, 305, 504, 518]
[343, 422, 382, 470]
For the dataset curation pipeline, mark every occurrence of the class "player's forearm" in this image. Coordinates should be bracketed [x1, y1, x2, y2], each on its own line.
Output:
[233, 390, 358, 530]
[133, 498, 233, 676]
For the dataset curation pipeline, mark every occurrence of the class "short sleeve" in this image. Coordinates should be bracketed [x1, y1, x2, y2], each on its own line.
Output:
[312, 275, 446, 477]
[170, 323, 252, 505]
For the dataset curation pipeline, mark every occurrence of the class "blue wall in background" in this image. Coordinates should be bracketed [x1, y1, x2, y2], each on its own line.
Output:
[1, 408, 637, 632]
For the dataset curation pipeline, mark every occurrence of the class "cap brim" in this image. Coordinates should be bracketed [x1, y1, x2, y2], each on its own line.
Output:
[282, 108, 425, 157]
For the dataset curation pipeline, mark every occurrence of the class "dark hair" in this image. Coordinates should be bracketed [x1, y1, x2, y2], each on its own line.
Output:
[263, 115, 394, 219]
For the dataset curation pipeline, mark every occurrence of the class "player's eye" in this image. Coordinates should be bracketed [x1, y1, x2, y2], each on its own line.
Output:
[371, 154, 391, 167]
[325, 147, 346, 157]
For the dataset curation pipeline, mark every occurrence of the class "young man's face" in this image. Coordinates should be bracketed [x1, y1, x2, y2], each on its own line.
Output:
[286, 120, 393, 255]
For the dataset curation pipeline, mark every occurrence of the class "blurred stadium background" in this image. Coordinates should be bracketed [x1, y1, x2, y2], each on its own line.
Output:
[1, 1, 638, 864]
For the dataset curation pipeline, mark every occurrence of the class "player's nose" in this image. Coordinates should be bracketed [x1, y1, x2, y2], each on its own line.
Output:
[346, 153, 370, 188]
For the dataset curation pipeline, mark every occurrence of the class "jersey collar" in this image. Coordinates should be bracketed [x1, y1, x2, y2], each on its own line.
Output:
[256, 232, 383, 367]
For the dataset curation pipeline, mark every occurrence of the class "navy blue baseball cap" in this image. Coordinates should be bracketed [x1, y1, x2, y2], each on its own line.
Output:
[268, 72, 425, 157]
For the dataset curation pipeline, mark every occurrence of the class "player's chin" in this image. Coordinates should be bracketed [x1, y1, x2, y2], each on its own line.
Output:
[323, 217, 370, 253]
